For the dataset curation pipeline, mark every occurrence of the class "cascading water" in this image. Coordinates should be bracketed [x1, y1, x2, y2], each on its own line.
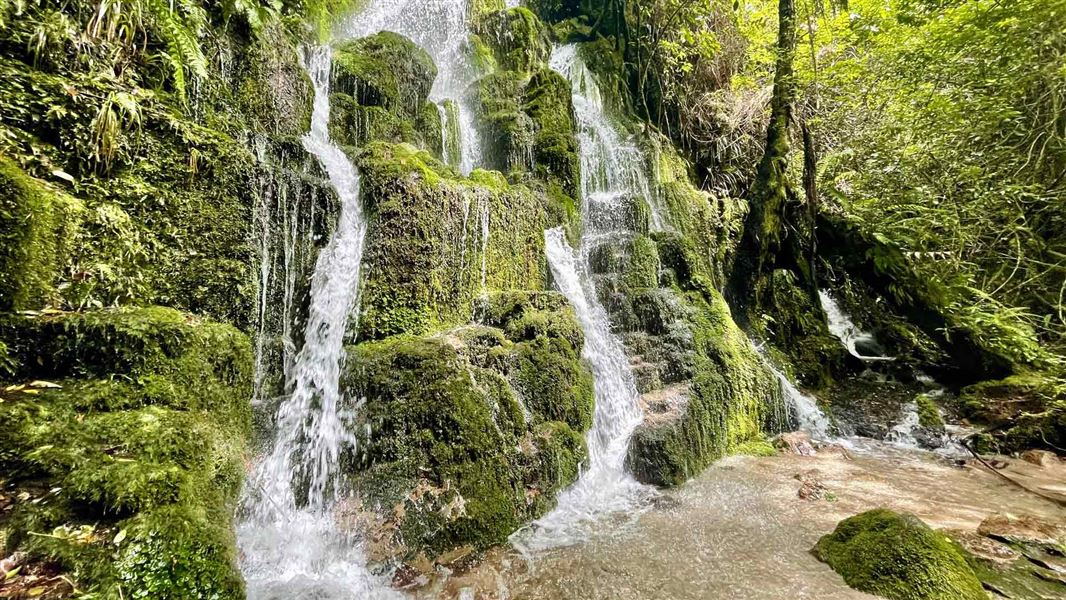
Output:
[339, 0, 484, 173]
[512, 44, 660, 552]
[513, 229, 652, 552]
[818, 290, 893, 361]
[549, 44, 666, 233]
[750, 341, 831, 439]
[238, 46, 398, 600]
[772, 367, 832, 439]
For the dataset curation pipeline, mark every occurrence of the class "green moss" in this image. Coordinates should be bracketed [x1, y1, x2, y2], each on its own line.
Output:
[916, 394, 945, 430]
[333, 32, 437, 117]
[731, 438, 777, 457]
[0, 156, 84, 311]
[329, 32, 441, 153]
[114, 504, 244, 599]
[473, 16, 579, 197]
[474, 7, 552, 74]
[512, 336, 594, 431]
[813, 509, 986, 600]
[232, 20, 315, 137]
[356, 142, 559, 340]
[957, 373, 1064, 453]
[340, 294, 592, 556]
[0, 308, 251, 597]
[441, 99, 463, 165]
[624, 235, 660, 289]
[627, 286, 783, 486]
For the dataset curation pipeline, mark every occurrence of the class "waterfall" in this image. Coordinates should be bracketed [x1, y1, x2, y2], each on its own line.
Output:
[549, 44, 666, 232]
[339, 0, 485, 173]
[238, 46, 398, 600]
[818, 290, 894, 362]
[512, 229, 652, 552]
[750, 340, 831, 439]
[771, 367, 831, 439]
[512, 44, 660, 553]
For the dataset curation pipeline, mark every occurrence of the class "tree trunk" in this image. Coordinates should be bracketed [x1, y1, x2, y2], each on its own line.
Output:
[743, 0, 798, 288]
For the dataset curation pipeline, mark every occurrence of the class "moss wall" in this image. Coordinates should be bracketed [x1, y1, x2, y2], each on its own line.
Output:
[0, 308, 252, 598]
[355, 142, 567, 340]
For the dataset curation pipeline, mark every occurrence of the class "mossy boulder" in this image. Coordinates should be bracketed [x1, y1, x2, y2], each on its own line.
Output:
[0, 307, 252, 598]
[474, 7, 552, 74]
[0, 156, 83, 311]
[471, 7, 579, 197]
[957, 373, 1065, 454]
[626, 287, 784, 486]
[330, 32, 442, 153]
[355, 142, 572, 340]
[813, 509, 986, 600]
[339, 292, 592, 560]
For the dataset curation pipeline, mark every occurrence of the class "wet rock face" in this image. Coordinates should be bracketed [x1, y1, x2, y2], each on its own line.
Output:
[951, 514, 1066, 599]
[355, 142, 566, 341]
[337, 292, 593, 564]
[330, 32, 442, 153]
[826, 376, 956, 451]
[814, 509, 986, 600]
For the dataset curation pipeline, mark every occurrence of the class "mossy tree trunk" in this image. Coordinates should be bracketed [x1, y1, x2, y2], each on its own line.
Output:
[747, 0, 798, 282]
[733, 0, 817, 307]
[728, 0, 844, 386]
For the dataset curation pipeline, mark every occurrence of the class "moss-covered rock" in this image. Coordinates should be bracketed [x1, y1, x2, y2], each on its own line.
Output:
[0, 307, 252, 598]
[474, 7, 552, 74]
[339, 292, 592, 560]
[329, 32, 442, 153]
[957, 373, 1065, 454]
[472, 7, 579, 197]
[356, 142, 571, 340]
[813, 509, 986, 600]
[0, 156, 84, 311]
[626, 286, 784, 486]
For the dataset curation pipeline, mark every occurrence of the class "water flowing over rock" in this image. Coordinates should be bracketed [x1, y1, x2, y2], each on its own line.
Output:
[512, 44, 663, 552]
[238, 46, 398, 600]
[513, 229, 652, 552]
[548, 44, 666, 233]
[819, 290, 893, 362]
[339, 0, 486, 173]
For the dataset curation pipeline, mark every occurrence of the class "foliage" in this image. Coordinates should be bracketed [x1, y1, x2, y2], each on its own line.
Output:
[808, 0, 1066, 362]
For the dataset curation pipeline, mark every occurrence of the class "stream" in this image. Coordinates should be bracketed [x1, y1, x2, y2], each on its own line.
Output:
[413, 441, 1066, 599]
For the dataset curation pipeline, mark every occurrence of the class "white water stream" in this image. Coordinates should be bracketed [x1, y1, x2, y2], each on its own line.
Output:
[339, 0, 484, 173]
[238, 46, 398, 600]
[549, 44, 666, 233]
[772, 367, 832, 440]
[513, 45, 663, 553]
[818, 290, 893, 362]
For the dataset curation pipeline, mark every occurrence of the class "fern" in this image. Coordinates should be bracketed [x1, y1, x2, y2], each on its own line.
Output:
[88, 0, 210, 102]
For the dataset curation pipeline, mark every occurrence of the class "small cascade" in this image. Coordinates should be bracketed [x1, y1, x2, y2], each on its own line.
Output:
[341, 0, 484, 173]
[513, 44, 662, 552]
[439, 99, 462, 167]
[513, 229, 653, 552]
[549, 44, 667, 232]
[751, 341, 832, 439]
[772, 367, 832, 439]
[479, 193, 490, 294]
[238, 46, 397, 599]
[819, 290, 894, 362]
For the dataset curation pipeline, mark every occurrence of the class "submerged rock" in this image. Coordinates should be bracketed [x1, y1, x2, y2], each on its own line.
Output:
[813, 509, 986, 600]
